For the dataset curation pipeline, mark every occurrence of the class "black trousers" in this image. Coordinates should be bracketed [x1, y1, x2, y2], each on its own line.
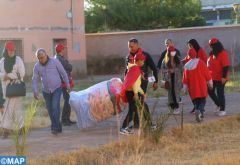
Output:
[169, 73, 179, 109]
[61, 88, 72, 122]
[208, 80, 226, 111]
[122, 91, 139, 128]
[122, 80, 152, 128]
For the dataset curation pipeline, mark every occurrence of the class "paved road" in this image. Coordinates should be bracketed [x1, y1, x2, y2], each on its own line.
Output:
[0, 93, 239, 158]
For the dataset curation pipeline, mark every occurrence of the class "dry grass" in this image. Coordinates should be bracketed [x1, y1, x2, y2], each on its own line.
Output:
[28, 114, 240, 165]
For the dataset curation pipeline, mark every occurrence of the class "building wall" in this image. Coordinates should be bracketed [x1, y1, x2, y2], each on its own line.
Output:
[0, 0, 86, 77]
[86, 25, 240, 74]
[201, 0, 240, 6]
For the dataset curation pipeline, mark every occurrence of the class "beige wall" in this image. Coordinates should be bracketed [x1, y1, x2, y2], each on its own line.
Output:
[0, 0, 86, 77]
[86, 25, 240, 73]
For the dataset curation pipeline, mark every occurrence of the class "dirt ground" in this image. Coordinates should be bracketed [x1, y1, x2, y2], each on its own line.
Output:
[0, 92, 239, 159]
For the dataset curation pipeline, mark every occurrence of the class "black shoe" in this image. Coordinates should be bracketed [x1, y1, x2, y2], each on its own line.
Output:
[1, 130, 10, 139]
[190, 107, 195, 114]
[68, 120, 76, 124]
[62, 121, 71, 126]
[51, 130, 59, 135]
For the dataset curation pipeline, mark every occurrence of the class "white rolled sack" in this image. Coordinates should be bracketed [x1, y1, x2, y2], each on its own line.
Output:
[69, 78, 126, 129]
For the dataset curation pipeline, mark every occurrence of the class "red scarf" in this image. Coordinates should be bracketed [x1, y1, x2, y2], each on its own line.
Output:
[129, 48, 144, 64]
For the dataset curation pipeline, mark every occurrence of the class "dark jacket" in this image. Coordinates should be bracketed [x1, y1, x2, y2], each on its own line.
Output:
[55, 54, 72, 76]
[125, 50, 158, 83]
[157, 49, 181, 69]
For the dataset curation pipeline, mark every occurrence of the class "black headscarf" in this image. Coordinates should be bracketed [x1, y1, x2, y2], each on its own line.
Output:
[3, 48, 16, 73]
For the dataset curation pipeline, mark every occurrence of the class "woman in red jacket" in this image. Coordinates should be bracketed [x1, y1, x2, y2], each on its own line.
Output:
[183, 39, 208, 114]
[207, 38, 230, 116]
[182, 48, 212, 122]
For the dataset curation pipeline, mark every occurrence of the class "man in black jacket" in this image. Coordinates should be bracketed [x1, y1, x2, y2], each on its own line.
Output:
[55, 44, 75, 126]
[157, 39, 181, 70]
[123, 38, 158, 131]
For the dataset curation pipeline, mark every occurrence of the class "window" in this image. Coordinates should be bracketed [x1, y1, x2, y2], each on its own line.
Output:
[219, 9, 232, 20]
[201, 11, 217, 21]
[0, 39, 23, 59]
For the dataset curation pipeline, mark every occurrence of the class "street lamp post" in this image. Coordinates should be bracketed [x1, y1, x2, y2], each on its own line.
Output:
[233, 3, 240, 24]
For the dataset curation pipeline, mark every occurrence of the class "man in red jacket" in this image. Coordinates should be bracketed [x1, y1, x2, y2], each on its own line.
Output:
[182, 48, 213, 122]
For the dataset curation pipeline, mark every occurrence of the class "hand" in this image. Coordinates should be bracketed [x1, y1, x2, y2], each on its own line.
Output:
[221, 78, 227, 84]
[66, 87, 71, 93]
[208, 80, 213, 90]
[133, 93, 139, 101]
[34, 92, 40, 100]
[152, 82, 158, 91]
[170, 51, 176, 57]
[181, 85, 188, 95]
[3, 74, 10, 81]
[143, 93, 147, 102]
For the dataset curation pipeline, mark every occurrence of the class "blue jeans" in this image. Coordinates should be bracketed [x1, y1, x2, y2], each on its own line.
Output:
[42, 87, 62, 132]
[193, 98, 206, 114]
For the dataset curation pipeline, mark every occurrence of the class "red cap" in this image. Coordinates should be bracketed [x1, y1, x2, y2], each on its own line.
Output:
[135, 53, 145, 61]
[55, 44, 65, 53]
[167, 46, 175, 52]
[5, 41, 15, 51]
[209, 38, 218, 46]
[188, 48, 197, 59]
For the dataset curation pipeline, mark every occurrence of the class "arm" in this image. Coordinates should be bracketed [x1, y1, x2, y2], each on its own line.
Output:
[157, 51, 165, 70]
[17, 57, 25, 80]
[6, 57, 25, 80]
[32, 64, 40, 99]
[201, 61, 213, 89]
[182, 70, 188, 94]
[199, 48, 208, 63]
[146, 53, 158, 83]
[220, 51, 230, 84]
[132, 76, 144, 100]
[132, 76, 145, 95]
[222, 66, 229, 78]
[55, 59, 70, 88]
[124, 55, 130, 76]
[0, 59, 5, 79]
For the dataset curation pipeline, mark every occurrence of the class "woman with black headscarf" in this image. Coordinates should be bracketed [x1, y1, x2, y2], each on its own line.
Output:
[0, 41, 25, 139]
[207, 38, 230, 117]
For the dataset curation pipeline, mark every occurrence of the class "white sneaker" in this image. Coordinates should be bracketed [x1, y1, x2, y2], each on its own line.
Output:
[120, 127, 134, 135]
[150, 124, 157, 130]
[173, 108, 181, 115]
[218, 111, 226, 117]
[214, 106, 220, 114]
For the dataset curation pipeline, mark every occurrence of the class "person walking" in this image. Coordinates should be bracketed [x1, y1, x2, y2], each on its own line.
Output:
[182, 48, 213, 122]
[161, 45, 182, 114]
[119, 53, 147, 134]
[207, 38, 230, 116]
[0, 41, 25, 139]
[183, 39, 208, 113]
[32, 48, 70, 135]
[157, 39, 181, 70]
[124, 38, 158, 129]
[54, 44, 75, 126]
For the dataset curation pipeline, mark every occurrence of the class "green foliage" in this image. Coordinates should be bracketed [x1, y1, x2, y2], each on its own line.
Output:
[13, 102, 38, 156]
[85, 0, 205, 33]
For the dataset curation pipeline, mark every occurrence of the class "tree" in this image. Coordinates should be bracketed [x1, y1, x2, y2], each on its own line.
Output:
[85, 0, 205, 33]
